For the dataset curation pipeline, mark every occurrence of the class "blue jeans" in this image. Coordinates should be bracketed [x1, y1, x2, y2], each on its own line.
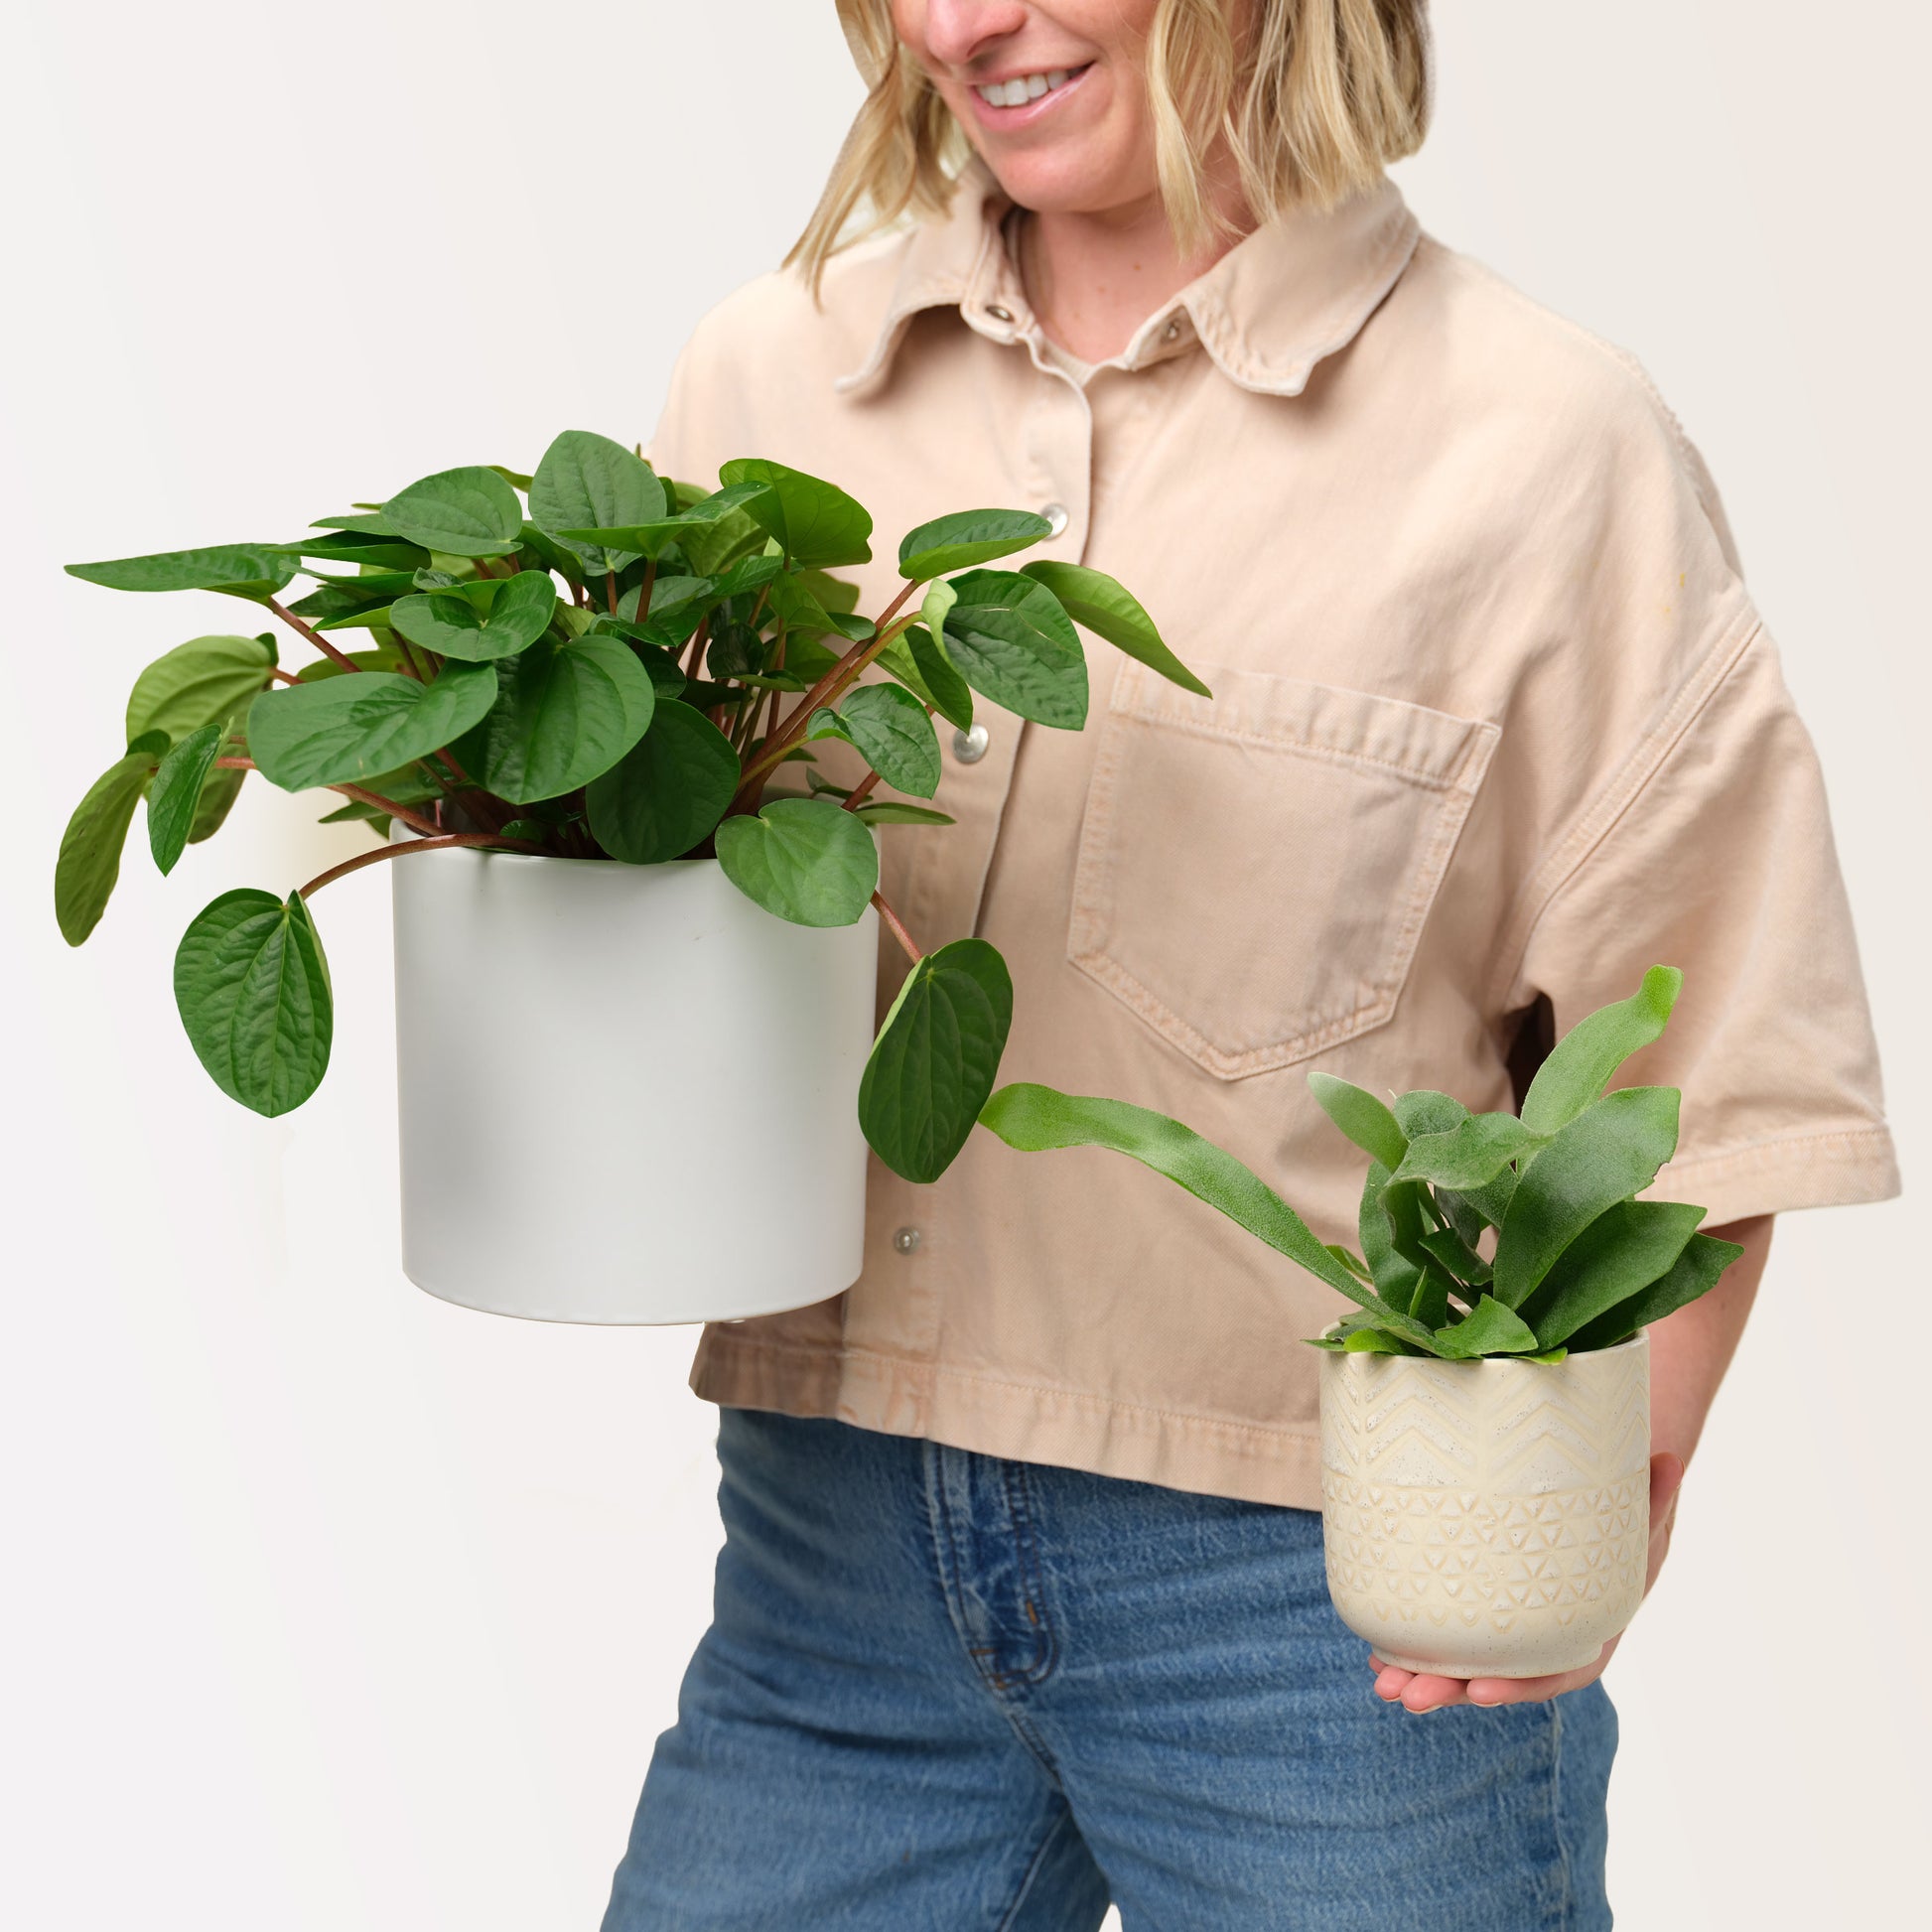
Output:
[603, 1411, 1616, 1929]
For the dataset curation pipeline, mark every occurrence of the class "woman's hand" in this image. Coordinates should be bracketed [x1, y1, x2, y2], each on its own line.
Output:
[1367, 1450, 1685, 1714]
[1367, 1214, 1771, 1716]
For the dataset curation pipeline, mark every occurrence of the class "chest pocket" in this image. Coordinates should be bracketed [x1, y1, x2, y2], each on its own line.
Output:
[1069, 661, 1500, 1080]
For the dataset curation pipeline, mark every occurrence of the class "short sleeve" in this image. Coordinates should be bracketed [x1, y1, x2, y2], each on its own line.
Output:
[1504, 621, 1899, 1225]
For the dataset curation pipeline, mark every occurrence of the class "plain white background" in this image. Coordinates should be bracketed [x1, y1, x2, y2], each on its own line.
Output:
[5, 5, 1925, 1926]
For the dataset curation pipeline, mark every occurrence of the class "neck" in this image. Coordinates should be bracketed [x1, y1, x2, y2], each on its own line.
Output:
[1020, 171, 1253, 364]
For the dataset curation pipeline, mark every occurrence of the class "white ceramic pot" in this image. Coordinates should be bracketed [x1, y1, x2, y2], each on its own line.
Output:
[1318, 1333, 1650, 1678]
[391, 847, 879, 1324]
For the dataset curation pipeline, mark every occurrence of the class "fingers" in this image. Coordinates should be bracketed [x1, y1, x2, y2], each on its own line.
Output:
[1370, 1660, 1471, 1713]
[1366, 1638, 1617, 1712]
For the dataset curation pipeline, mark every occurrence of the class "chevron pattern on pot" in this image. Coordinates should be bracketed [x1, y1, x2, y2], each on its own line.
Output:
[1317, 1336, 1651, 1677]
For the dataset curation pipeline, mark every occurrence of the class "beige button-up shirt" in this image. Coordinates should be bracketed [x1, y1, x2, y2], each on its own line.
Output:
[652, 164, 1898, 1510]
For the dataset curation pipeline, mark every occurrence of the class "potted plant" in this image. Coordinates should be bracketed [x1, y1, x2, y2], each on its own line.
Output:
[59, 432, 1207, 1323]
[977, 967, 1741, 1678]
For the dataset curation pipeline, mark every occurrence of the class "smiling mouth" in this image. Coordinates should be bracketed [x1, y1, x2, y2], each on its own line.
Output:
[973, 64, 1092, 110]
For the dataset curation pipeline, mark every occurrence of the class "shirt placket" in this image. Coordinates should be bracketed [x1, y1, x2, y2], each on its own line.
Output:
[880, 311, 1096, 1378]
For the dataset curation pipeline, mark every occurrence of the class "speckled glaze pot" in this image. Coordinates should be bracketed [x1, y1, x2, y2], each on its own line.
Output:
[1318, 1333, 1650, 1678]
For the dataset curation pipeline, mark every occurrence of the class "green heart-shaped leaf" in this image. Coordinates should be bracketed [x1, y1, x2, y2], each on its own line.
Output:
[586, 702, 742, 863]
[67, 544, 295, 602]
[940, 568, 1088, 728]
[718, 458, 873, 569]
[862, 939, 1016, 1184]
[714, 796, 879, 927]
[247, 661, 498, 791]
[381, 466, 523, 558]
[834, 683, 941, 799]
[56, 743, 166, 944]
[530, 430, 667, 577]
[390, 570, 558, 662]
[897, 508, 1052, 579]
[1021, 560, 1209, 697]
[124, 633, 278, 744]
[477, 631, 657, 803]
[174, 889, 333, 1117]
[147, 723, 225, 876]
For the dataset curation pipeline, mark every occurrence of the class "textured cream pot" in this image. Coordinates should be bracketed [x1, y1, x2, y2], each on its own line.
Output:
[1319, 1333, 1650, 1677]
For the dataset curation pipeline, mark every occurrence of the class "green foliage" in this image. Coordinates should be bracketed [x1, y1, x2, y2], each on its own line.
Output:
[390, 571, 557, 661]
[67, 544, 294, 601]
[529, 430, 667, 578]
[938, 569, 1088, 728]
[898, 508, 1051, 579]
[586, 702, 741, 864]
[862, 941, 1014, 1183]
[56, 741, 165, 944]
[248, 662, 499, 792]
[1019, 560, 1210, 698]
[715, 797, 878, 927]
[61, 444, 1194, 1181]
[717, 458, 872, 568]
[147, 723, 225, 876]
[381, 466, 523, 558]
[975, 971, 1739, 1359]
[174, 890, 332, 1117]
[476, 633, 655, 803]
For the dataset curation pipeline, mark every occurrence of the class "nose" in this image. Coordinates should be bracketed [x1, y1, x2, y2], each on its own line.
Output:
[920, 0, 1032, 70]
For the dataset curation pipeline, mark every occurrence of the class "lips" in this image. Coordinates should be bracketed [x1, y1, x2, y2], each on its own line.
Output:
[965, 61, 1094, 126]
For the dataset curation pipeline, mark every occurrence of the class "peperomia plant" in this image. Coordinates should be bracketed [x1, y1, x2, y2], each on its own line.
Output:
[59, 432, 1206, 1182]
[977, 967, 1742, 1359]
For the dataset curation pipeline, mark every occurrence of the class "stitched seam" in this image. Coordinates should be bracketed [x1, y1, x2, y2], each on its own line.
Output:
[1547, 1700, 1575, 1932]
[999, 1461, 1059, 1690]
[1068, 757, 1486, 1075]
[1489, 607, 1760, 1012]
[704, 1339, 1324, 1449]
[996, 1810, 1077, 1931]
[1109, 703, 1489, 792]
[1666, 1122, 1896, 1172]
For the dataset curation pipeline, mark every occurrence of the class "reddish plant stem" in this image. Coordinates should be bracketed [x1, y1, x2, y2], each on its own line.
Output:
[298, 830, 542, 901]
[267, 665, 299, 685]
[392, 633, 428, 682]
[733, 596, 923, 806]
[215, 756, 444, 838]
[872, 891, 921, 965]
[265, 597, 362, 674]
[683, 615, 712, 679]
[842, 768, 885, 811]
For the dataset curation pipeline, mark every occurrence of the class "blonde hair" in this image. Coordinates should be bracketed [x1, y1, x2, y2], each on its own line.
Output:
[789, 1, 1432, 289]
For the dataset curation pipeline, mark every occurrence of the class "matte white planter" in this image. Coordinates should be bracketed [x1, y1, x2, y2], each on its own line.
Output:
[1319, 1333, 1650, 1678]
[391, 847, 878, 1324]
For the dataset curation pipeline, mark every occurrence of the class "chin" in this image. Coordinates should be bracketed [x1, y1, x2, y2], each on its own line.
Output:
[978, 150, 1153, 217]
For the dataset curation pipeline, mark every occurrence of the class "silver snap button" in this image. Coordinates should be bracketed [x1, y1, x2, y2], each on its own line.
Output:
[893, 1226, 921, 1256]
[1040, 501, 1068, 536]
[1163, 317, 1183, 343]
[986, 304, 1015, 325]
[952, 723, 991, 764]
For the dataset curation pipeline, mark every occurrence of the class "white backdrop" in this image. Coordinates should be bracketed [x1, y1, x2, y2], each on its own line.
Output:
[4, 6, 1924, 1927]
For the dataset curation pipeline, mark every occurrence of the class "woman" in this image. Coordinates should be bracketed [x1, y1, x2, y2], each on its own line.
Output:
[605, 4, 1897, 1925]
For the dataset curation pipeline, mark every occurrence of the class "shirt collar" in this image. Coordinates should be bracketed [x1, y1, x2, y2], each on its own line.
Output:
[835, 159, 1420, 399]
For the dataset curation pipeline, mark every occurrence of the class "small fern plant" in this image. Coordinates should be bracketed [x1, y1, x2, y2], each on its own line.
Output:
[977, 967, 1741, 1361]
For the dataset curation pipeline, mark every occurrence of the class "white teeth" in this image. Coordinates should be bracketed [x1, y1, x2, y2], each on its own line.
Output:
[976, 68, 1078, 108]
